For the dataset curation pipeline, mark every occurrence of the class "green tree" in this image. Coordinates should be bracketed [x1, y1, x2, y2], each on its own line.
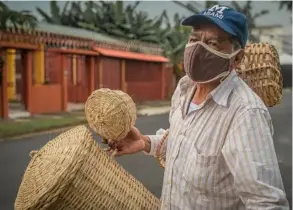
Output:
[36, 1, 81, 27]
[78, 1, 167, 43]
[159, 12, 191, 84]
[0, 2, 37, 31]
[37, 1, 164, 44]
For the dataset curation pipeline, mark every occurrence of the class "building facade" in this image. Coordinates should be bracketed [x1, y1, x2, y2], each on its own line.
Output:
[0, 23, 172, 119]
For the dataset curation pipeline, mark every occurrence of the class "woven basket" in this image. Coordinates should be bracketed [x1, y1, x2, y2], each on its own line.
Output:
[85, 88, 137, 142]
[235, 42, 283, 107]
[15, 125, 161, 210]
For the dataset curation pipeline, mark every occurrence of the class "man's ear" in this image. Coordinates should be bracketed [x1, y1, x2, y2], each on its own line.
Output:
[235, 49, 244, 65]
[231, 49, 244, 69]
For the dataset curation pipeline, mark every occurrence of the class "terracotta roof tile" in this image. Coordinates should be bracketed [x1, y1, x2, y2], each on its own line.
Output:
[0, 23, 165, 57]
[93, 47, 169, 63]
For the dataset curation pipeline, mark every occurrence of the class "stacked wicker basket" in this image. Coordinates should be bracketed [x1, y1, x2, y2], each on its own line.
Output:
[235, 42, 283, 107]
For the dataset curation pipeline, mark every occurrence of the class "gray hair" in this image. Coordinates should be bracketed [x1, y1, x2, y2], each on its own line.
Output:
[232, 38, 242, 51]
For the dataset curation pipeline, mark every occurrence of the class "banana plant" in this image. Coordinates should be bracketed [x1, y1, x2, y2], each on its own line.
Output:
[0, 2, 37, 31]
[159, 12, 191, 84]
[36, 1, 164, 43]
[78, 1, 162, 43]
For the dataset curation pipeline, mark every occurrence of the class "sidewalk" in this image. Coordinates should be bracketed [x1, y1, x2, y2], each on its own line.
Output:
[137, 100, 171, 116]
[0, 100, 171, 140]
[66, 100, 172, 116]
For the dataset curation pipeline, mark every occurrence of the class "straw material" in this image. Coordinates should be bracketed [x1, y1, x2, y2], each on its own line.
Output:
[155, 129, 169, 168]
[235, 42, 283, 107]
[85, 88, 137, 142]
[15, 125, 161, 210]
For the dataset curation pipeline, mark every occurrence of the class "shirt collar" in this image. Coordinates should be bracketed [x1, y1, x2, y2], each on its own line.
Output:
[180, 70, 238, 108]
[208, 70, 238, 107]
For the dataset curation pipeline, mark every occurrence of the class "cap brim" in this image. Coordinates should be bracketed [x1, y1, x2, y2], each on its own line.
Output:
[182, 15, 237, 37]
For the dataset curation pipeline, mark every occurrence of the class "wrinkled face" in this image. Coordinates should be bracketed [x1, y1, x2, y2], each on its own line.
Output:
[188, 23, 234, 54]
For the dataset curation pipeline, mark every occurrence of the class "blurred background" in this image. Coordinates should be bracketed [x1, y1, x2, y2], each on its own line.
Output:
[0, 1, 292, 210]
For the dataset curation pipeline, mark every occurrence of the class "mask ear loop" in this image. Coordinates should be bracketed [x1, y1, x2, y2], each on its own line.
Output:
[220, 49, 241, 83]
[220, 73, 230, 83]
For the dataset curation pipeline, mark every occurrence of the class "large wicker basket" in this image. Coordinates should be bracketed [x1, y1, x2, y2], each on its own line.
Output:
[15, 126, 161, 210]
[235, 42, 283, 107]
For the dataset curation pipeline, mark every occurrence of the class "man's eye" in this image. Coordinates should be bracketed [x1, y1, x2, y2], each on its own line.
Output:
[189, 38, 198, 43]
[208, 41, 219, 48]
[208, 41, 217, 45]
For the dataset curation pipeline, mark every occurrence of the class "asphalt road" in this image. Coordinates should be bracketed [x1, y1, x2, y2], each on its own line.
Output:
[0, 90, 291, 210]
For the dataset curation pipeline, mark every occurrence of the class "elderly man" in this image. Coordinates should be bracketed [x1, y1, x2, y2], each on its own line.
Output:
[107, 5, 289, 210]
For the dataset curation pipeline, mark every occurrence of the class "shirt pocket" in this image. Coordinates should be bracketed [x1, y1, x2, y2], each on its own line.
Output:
[182, 147, 219, 193]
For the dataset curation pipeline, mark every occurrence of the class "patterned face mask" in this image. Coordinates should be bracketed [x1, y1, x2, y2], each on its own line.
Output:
[184, 41, 240, 83]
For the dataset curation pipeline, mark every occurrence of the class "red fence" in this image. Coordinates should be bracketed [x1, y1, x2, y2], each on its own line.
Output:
[100, 57, 121, 90]
[126, 82, 162, 102]
[30, 84, 62, 114]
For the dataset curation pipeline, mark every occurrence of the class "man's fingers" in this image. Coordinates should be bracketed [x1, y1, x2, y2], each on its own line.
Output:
[104, 146, 127, 157]
[114, 149, 131, 157]
[107, 139, 117, 148]
[105, 148, 117, 156]
[103, 147, 111, 152]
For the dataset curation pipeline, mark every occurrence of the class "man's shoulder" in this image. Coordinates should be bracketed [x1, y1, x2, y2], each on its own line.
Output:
[172, 76, 193, 97]
[230, 76, 269, 112]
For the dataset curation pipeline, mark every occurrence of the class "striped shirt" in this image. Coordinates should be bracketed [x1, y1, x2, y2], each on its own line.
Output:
[146, 70, 289, 210]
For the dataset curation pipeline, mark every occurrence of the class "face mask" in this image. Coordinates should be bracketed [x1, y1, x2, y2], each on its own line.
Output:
[184, 41, 240, 83]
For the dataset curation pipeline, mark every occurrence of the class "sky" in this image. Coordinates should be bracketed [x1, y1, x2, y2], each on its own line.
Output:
[3, 0, 292, 28]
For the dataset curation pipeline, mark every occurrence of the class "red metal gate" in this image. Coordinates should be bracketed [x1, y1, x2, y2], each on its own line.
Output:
[100, 57, 121, 90]
[67, 55, 90, 103]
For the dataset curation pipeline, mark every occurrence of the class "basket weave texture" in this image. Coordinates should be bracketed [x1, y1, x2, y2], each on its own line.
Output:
[15, 125, 161, 210]
[235, 42, 283, 107]
[85, 88, 137, 141]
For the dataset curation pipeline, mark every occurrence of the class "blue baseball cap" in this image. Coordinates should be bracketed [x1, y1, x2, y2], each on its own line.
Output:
[182, 5, 248, 48]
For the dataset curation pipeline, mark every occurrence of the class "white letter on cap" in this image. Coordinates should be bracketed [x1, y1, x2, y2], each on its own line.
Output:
[208, 5, 228, 14]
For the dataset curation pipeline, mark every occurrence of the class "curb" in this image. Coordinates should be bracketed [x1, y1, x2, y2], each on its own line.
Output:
[1, 106, 171, 142]
[0, 124, 85, 142]
[137, 106, 171, 116]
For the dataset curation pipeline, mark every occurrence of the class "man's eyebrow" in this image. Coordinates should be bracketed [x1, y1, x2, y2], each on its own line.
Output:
[189, 31, 200, 38]
[190, 29, 231, 41]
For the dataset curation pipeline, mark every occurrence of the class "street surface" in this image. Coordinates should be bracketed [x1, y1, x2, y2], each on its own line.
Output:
[0, 90, 291, 210]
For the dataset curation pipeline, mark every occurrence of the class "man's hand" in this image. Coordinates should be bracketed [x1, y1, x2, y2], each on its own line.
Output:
[106, 126, 151, 156]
